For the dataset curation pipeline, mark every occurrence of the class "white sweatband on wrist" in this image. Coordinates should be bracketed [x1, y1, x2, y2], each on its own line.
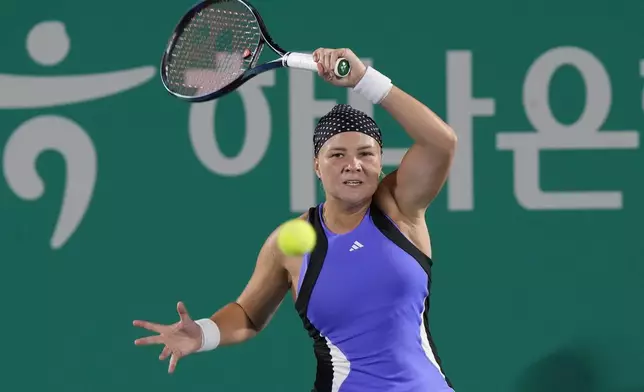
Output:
[353, 66, 393, 105]
[195, 318, 221, 352]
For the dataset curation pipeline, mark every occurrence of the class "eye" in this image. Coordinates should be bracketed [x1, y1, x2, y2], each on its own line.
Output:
[360, 151, 374, 156]
[330, 153, 343, 158]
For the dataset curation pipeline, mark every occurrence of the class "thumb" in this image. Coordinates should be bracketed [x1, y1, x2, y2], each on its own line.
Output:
[176, 301, 191, 322]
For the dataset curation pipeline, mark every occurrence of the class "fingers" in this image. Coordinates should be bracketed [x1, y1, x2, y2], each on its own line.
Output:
[323, 50, 335, 80]
[133, 320, 165, 333]
[323, 51, 332, 78]
[313, 48, 322, 63]
[313, 48, 325, 78]
[313, 48, 349, 80]
[159, 346, 171, 361]
[168, 353, 181, 374]
[134, 334, 165, 346]
[328, 51, 339, 77]
[314, 48, 330, 78]
[176, 301, 191, 323]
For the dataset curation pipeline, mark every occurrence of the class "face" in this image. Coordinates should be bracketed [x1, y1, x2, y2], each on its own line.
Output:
[314, 132, 382, 205]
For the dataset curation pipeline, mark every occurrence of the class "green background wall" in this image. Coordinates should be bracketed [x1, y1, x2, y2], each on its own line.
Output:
[1, 0, 642, 391]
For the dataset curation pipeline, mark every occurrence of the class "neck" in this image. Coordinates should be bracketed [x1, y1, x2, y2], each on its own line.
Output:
[322, 197, 371, 234]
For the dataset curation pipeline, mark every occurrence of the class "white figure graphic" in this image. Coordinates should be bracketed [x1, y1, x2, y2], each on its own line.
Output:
[184, 51, 245, 95]
[497, 46, 639, 210]
[1, 20, 156, 249]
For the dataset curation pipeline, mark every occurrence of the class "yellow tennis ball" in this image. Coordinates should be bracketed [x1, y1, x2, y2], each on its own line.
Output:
[277, 219, 317, 256]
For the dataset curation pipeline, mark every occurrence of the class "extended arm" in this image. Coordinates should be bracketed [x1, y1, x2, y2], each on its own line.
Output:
[207, 228, 290, 346]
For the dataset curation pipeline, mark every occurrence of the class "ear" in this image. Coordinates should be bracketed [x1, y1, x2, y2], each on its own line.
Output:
[314, 158, 321, 179]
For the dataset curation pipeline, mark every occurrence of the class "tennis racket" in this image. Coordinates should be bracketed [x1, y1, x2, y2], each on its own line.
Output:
[160, 0, 352, 102]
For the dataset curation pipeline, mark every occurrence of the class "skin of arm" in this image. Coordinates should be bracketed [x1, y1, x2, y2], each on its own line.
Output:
[207, 225, 293, 346]
[378, 85, 457, 220]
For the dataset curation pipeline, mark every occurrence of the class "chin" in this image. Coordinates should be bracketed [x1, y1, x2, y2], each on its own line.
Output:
[334, 187, 376, 205]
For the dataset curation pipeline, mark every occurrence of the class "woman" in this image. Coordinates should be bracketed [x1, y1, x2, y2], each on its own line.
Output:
[134, 47, 458, 392]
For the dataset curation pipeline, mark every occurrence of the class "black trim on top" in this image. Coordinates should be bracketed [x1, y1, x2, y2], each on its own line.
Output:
[295, 205, 333, 392]
[369, 202, 452, 388]
[294, 205, 328, 316]
[423, 294, 453, 389]
[369, 203, 433, 275]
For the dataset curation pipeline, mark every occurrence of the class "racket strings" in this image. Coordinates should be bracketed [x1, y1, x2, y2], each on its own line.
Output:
[166, 0, 261, 97]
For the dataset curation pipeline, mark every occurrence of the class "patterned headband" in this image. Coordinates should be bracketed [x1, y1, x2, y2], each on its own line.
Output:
[313, 104, 383, 157]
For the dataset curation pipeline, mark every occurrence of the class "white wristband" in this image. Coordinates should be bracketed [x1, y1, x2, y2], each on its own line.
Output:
[195, 318, 221, 352]
[353, 66, 393, 105]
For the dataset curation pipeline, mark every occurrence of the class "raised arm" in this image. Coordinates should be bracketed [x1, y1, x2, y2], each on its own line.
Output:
[309, 47, 457, 219]
[379, 86, 457, 218]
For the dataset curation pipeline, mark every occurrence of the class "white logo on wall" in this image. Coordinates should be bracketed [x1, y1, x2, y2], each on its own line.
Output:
[447, 46, 640, 211]
[0, 20, 155, 249]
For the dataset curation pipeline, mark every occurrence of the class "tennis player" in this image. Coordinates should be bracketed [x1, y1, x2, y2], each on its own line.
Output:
[134, 47, 457, 392]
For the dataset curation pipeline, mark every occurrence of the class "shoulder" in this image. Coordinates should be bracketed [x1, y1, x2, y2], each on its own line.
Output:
[298, 210, 311, 221]
[266, 211, 311, 240]
[261, 211, 312, 261]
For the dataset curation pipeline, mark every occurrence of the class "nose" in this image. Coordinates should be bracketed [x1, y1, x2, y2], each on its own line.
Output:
[343, 156, 362, 172]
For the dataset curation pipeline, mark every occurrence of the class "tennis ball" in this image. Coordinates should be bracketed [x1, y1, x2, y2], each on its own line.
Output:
[277, 219, 317, 256]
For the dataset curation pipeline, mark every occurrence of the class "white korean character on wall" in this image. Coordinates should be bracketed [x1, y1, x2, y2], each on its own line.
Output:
[496, 47, 639, 210]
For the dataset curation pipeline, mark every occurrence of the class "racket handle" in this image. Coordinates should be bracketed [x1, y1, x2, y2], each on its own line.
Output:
[284, 52, 351, 78]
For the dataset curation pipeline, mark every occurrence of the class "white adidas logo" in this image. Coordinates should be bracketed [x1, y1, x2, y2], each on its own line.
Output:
[349, 241, 364, 252]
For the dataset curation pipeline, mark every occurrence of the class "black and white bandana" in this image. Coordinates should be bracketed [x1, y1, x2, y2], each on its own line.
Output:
[313, 104, 382, 157]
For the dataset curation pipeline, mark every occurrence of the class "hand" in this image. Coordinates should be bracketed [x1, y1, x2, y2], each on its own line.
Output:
[133, 301, 203, 374]
[312, 47, 367, 88]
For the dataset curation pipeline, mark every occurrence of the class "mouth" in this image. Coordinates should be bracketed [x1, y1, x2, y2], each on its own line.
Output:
[343, 180, 363, 186]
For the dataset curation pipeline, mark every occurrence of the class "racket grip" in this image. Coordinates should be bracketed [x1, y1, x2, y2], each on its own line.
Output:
[285, 52, 318, 72]
[284, 52, 351, 78]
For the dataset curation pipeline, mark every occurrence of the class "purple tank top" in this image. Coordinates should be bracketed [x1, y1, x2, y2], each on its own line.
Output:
[294, 202, 454, 392]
